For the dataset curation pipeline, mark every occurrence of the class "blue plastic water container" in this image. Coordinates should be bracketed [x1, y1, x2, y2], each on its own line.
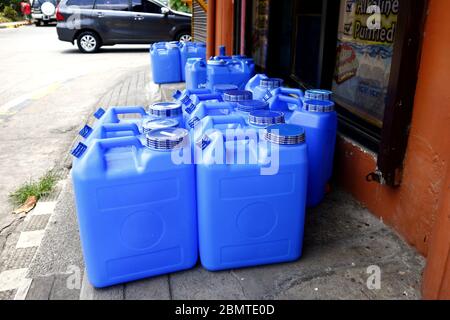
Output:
[206, 59, 252, 90]
[211, 45, 232, 61]
[245, 73, 267, 92]
[265, 89, 303, 122]
[289, 99, 337, 207]
[71, 129, 197, 287]
[196, 123, 308, 271]
[191, 93, 224, 106]
[196, 114, 249, 134]
[93, 106, 148, 130]
[80, 120, 178, 155]
[173, 88, 211, 103]
[150, 42, 182, 84]
[186, 101, 236, 130]
[190, 87, 247, 108]
[245, 74, 284, 100]
[232, 55, 255, 76]
[185, 58, 207, 90]
[80, 123, 141, 146]
[180, 42, 206, 81]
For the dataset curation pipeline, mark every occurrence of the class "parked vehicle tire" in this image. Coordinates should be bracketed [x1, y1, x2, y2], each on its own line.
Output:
[176, 32, 192, 43]
[77, 31, 101, 53]
[35, 20, 41, 26]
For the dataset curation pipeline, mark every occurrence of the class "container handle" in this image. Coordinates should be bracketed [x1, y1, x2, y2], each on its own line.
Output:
[202, 102, 234, 112]
[97, 136, 142, 152]
[99, 123, 140, 138]
[193, 93, 223, 103]
[209, 115, 247, 126]
[277, 95, 303, 111]
[112, 106, 147, 116]
[279, 87, 304, 98]
[228, 60, 248, 71]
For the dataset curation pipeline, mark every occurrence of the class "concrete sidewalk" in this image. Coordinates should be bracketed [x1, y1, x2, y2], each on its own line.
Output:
[21, 70, 425, 300]
[24, 178, 425, 300]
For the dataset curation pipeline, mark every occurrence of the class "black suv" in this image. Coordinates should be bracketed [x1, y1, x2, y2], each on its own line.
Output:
[56, 0, 192, 53]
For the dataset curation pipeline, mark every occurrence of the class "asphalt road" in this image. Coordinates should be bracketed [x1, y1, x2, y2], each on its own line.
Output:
[0, 24, 150, 230]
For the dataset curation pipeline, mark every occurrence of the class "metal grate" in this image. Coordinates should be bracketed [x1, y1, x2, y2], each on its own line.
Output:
[192, 0, 207, 43]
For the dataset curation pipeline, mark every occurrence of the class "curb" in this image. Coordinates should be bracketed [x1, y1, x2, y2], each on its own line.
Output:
[0, 21, 30, 29]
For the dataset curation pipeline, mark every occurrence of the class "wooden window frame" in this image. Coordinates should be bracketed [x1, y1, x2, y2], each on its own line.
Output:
[287, 0, 427, 187]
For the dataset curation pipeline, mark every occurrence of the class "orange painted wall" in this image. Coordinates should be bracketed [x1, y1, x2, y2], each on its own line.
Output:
[206, 0, 234, 57]
[423, 164, 450, 299]
[335, 0, 450, 257]
[214, 0, 234, 56]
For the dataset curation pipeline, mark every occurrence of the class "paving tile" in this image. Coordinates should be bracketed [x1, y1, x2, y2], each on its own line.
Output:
[170, 265, 247, 300]
[124, 275, 170, 300]
[0, 289, 16, 300]
[49, 273, 81, 300]
[0, 268, 28, 291]
[79, 271, 123, 300]
[2, 247, 37, 270]
[16, 230, 45, 249]
[25, 275, 54, 300]
[30, 201, 56, 216]
[22, 215, 50, 232]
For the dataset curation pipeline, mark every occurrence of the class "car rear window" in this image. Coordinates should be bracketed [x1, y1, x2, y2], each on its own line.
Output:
[66, 0, 95, 8]
[32, 0, 57, 9]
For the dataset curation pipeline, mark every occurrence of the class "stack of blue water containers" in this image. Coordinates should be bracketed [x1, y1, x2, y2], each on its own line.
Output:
[150, 41, 206, 84]
[185, 45, 255, 90]
[71, 67, 336, 287]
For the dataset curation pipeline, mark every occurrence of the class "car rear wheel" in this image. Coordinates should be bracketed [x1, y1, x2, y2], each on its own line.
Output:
[35, 20, 41, 26]
[77, 31, 101, 53]
[176, 32, 192, 43]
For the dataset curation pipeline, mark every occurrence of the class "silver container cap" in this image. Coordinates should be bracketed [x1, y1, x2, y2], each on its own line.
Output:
[142, 118, 179, 134]
[223, 90, 253, 102]
[302, 99, 335, 112]
[260, 78, 283, 89]
[148, 102, 182, 117]
[248, 110, 285, 126]
[146, 128, 189, 150]
[265, 124, 306, 145]
[304, 89, 333, 101]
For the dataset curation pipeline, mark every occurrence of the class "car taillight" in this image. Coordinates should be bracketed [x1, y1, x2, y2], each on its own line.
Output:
[56, 6, 65, 21]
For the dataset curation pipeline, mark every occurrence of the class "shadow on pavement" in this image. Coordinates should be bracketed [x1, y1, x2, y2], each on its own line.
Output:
[60, 47, 150, 55]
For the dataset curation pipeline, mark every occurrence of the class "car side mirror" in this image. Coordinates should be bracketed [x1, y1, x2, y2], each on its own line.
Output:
[161, 7, 169, 15]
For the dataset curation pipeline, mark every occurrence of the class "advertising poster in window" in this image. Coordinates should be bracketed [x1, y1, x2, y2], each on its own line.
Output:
[332, 0, 399, 127]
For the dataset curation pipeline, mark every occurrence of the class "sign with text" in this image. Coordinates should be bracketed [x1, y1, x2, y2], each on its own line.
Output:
[333, 0, 399, 127]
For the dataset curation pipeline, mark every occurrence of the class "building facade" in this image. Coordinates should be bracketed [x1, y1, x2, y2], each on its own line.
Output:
[198, 0, 450, 299]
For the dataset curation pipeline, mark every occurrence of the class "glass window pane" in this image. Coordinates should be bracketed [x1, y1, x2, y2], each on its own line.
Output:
[332, 0, 400, 127]
[131, 0, 161, 13]
[95, 0, 129, 11]
[66, 0, 95, 9]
